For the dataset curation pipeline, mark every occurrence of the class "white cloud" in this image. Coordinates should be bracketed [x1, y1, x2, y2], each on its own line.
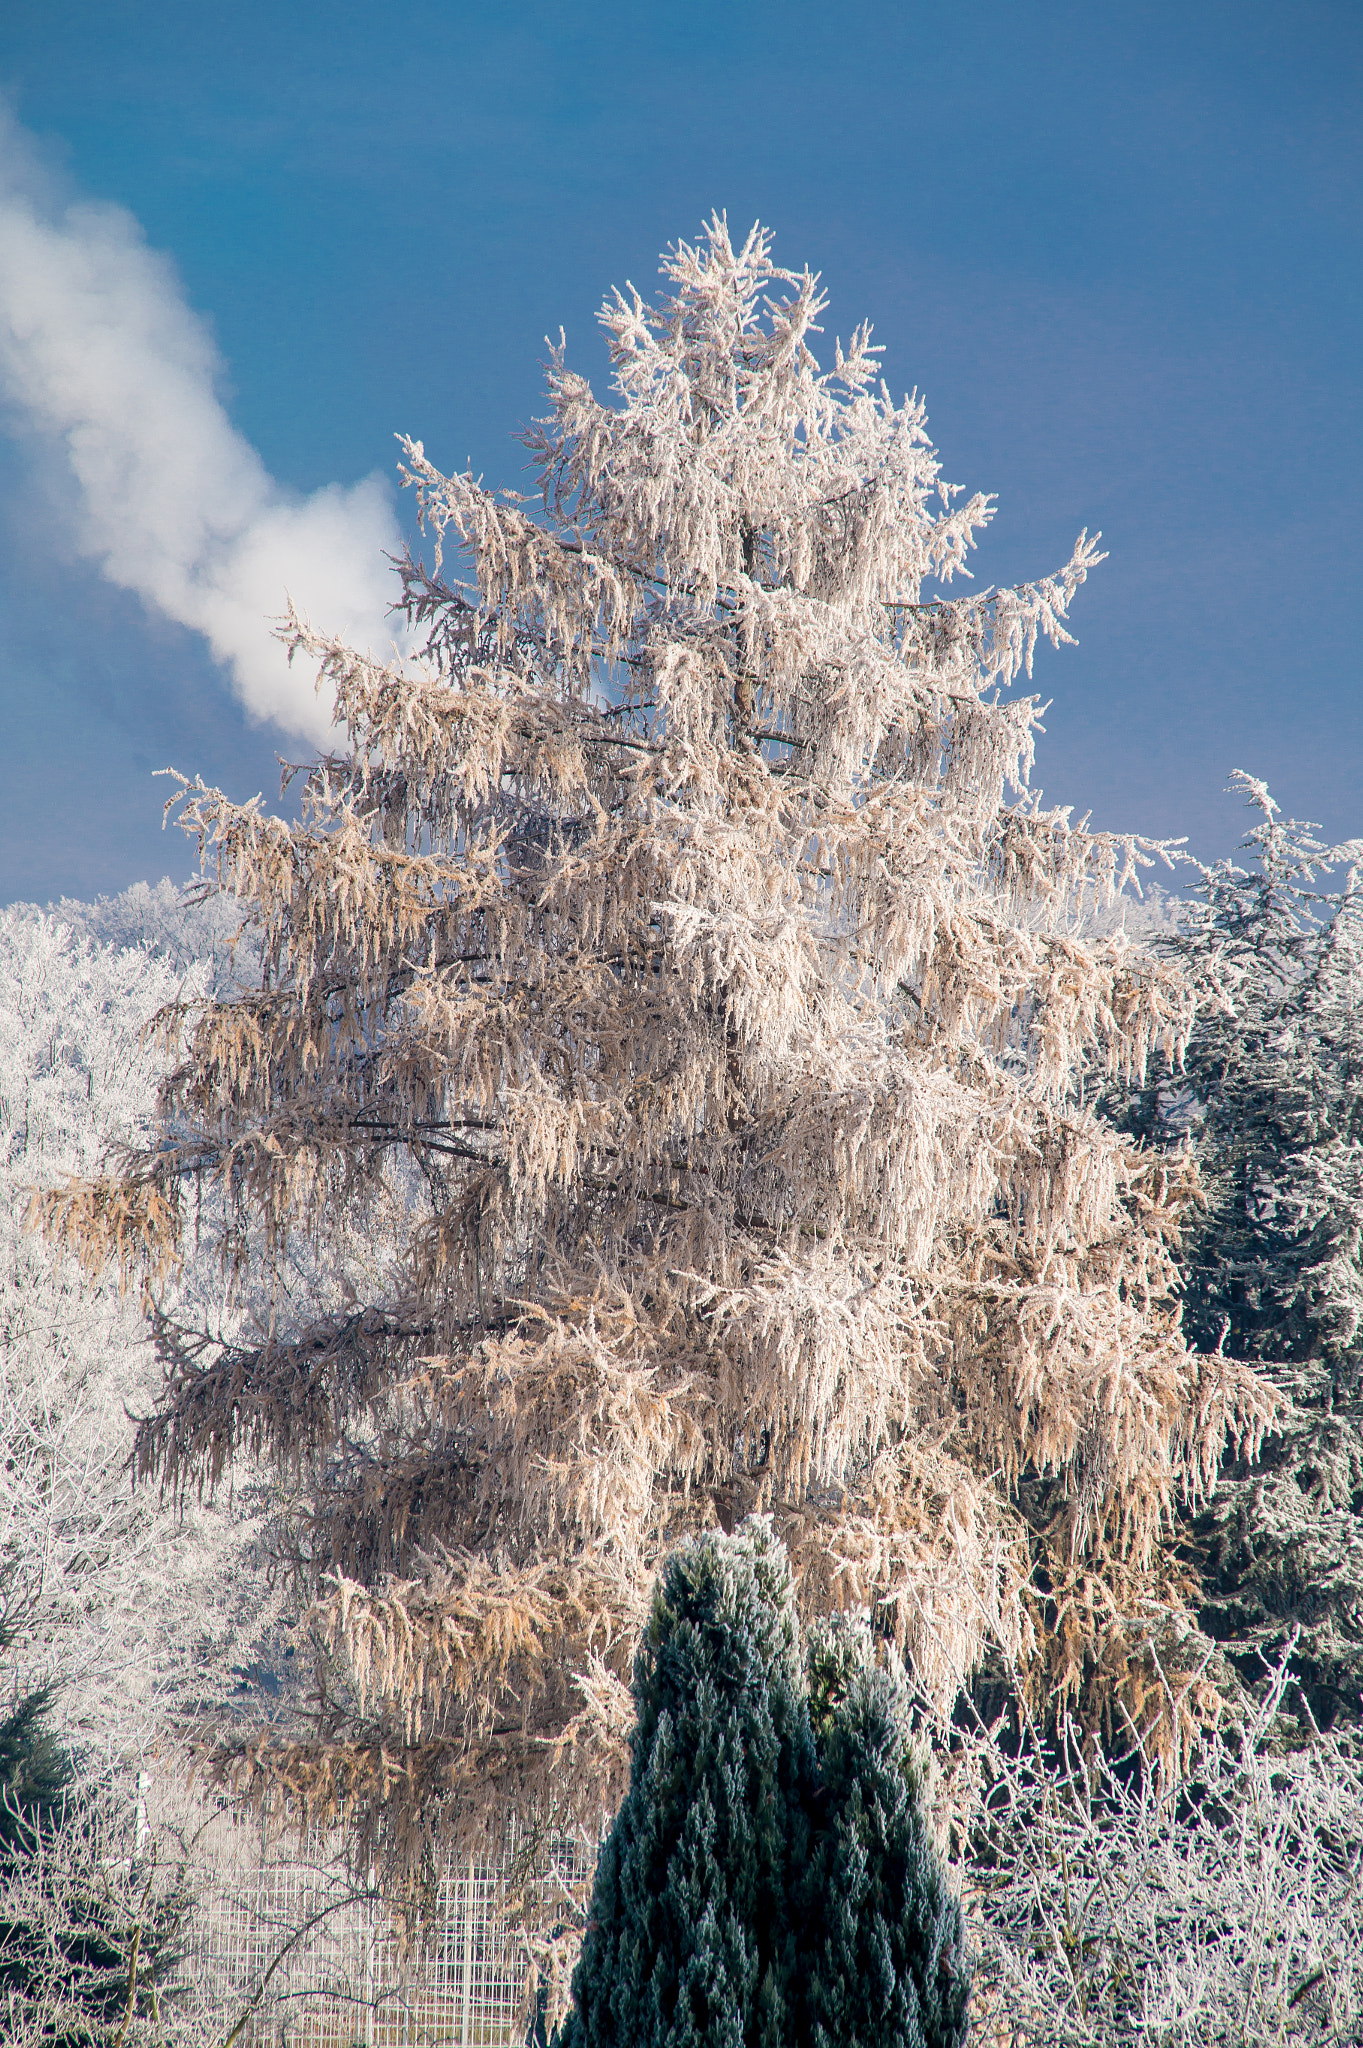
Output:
[0, 108, 406, 744]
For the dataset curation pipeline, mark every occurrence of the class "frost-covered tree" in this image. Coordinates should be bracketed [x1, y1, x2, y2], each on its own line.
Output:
[0, 899, 278, 1760]
[41, 219, 1275, 1903]
[1118, 776, 1363, 1733]
[45, 878, 262, 987]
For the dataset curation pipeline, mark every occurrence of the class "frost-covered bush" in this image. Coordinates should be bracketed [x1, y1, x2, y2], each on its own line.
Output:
[961, 1657, 1363, 2046]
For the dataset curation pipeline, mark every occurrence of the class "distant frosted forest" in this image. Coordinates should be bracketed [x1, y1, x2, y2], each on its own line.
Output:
[1, 883, 287, 1758]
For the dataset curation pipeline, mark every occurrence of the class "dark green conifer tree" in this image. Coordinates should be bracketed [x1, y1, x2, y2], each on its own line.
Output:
[0, 1683, 74, 1860]
[557, 1522, 813, 2048]
[1111, 776, 1363, 1735]
[0, 1584, 82, 2013]
[802, 1624, 970, 2048]
[555, 1532, 970, 2048]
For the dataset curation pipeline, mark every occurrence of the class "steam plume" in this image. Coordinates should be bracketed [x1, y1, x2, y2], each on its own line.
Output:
[0, 109, 405, 744]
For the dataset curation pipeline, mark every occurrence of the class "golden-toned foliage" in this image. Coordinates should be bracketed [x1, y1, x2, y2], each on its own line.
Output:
[48, 219, 1275, 1916]
[30, 1166, 182, 1291]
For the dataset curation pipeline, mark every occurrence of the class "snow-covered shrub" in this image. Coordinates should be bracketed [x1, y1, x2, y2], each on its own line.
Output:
[961, 1656, 1363, 2046]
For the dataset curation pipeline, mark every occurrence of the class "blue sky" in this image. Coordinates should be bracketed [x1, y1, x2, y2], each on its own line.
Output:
[0, 0, 1358, 902]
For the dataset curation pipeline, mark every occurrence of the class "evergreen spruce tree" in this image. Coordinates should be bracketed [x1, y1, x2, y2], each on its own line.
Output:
[0, 1579, 79, 2012]
[1120, 775, 1363, 1734]
[803, 1628, 969, 2048]
[0, 1686, 73, 1862]
[557, 1523, 813, 2048]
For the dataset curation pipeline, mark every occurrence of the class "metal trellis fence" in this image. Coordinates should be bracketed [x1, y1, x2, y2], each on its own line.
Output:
[173, 1806, 593, 2048]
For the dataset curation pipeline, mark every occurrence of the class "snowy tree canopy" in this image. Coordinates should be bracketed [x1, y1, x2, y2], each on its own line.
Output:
[37, 219, 1276, 1898]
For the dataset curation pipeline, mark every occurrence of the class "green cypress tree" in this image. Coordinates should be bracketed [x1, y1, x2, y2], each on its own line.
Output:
[555, 1536, 971, 2048]
[557, 1522, 813, 2048]
[802, 1625, 970, 2048]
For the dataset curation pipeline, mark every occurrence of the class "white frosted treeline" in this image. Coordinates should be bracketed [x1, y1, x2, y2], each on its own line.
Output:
[0, 891, 280, 1763]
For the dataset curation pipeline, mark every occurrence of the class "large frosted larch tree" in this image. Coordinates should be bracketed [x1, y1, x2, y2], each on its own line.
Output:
[41, 219, 1275, 1896]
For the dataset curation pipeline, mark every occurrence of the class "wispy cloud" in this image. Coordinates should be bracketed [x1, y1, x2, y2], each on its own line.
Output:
[0, 108, 404, 744]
